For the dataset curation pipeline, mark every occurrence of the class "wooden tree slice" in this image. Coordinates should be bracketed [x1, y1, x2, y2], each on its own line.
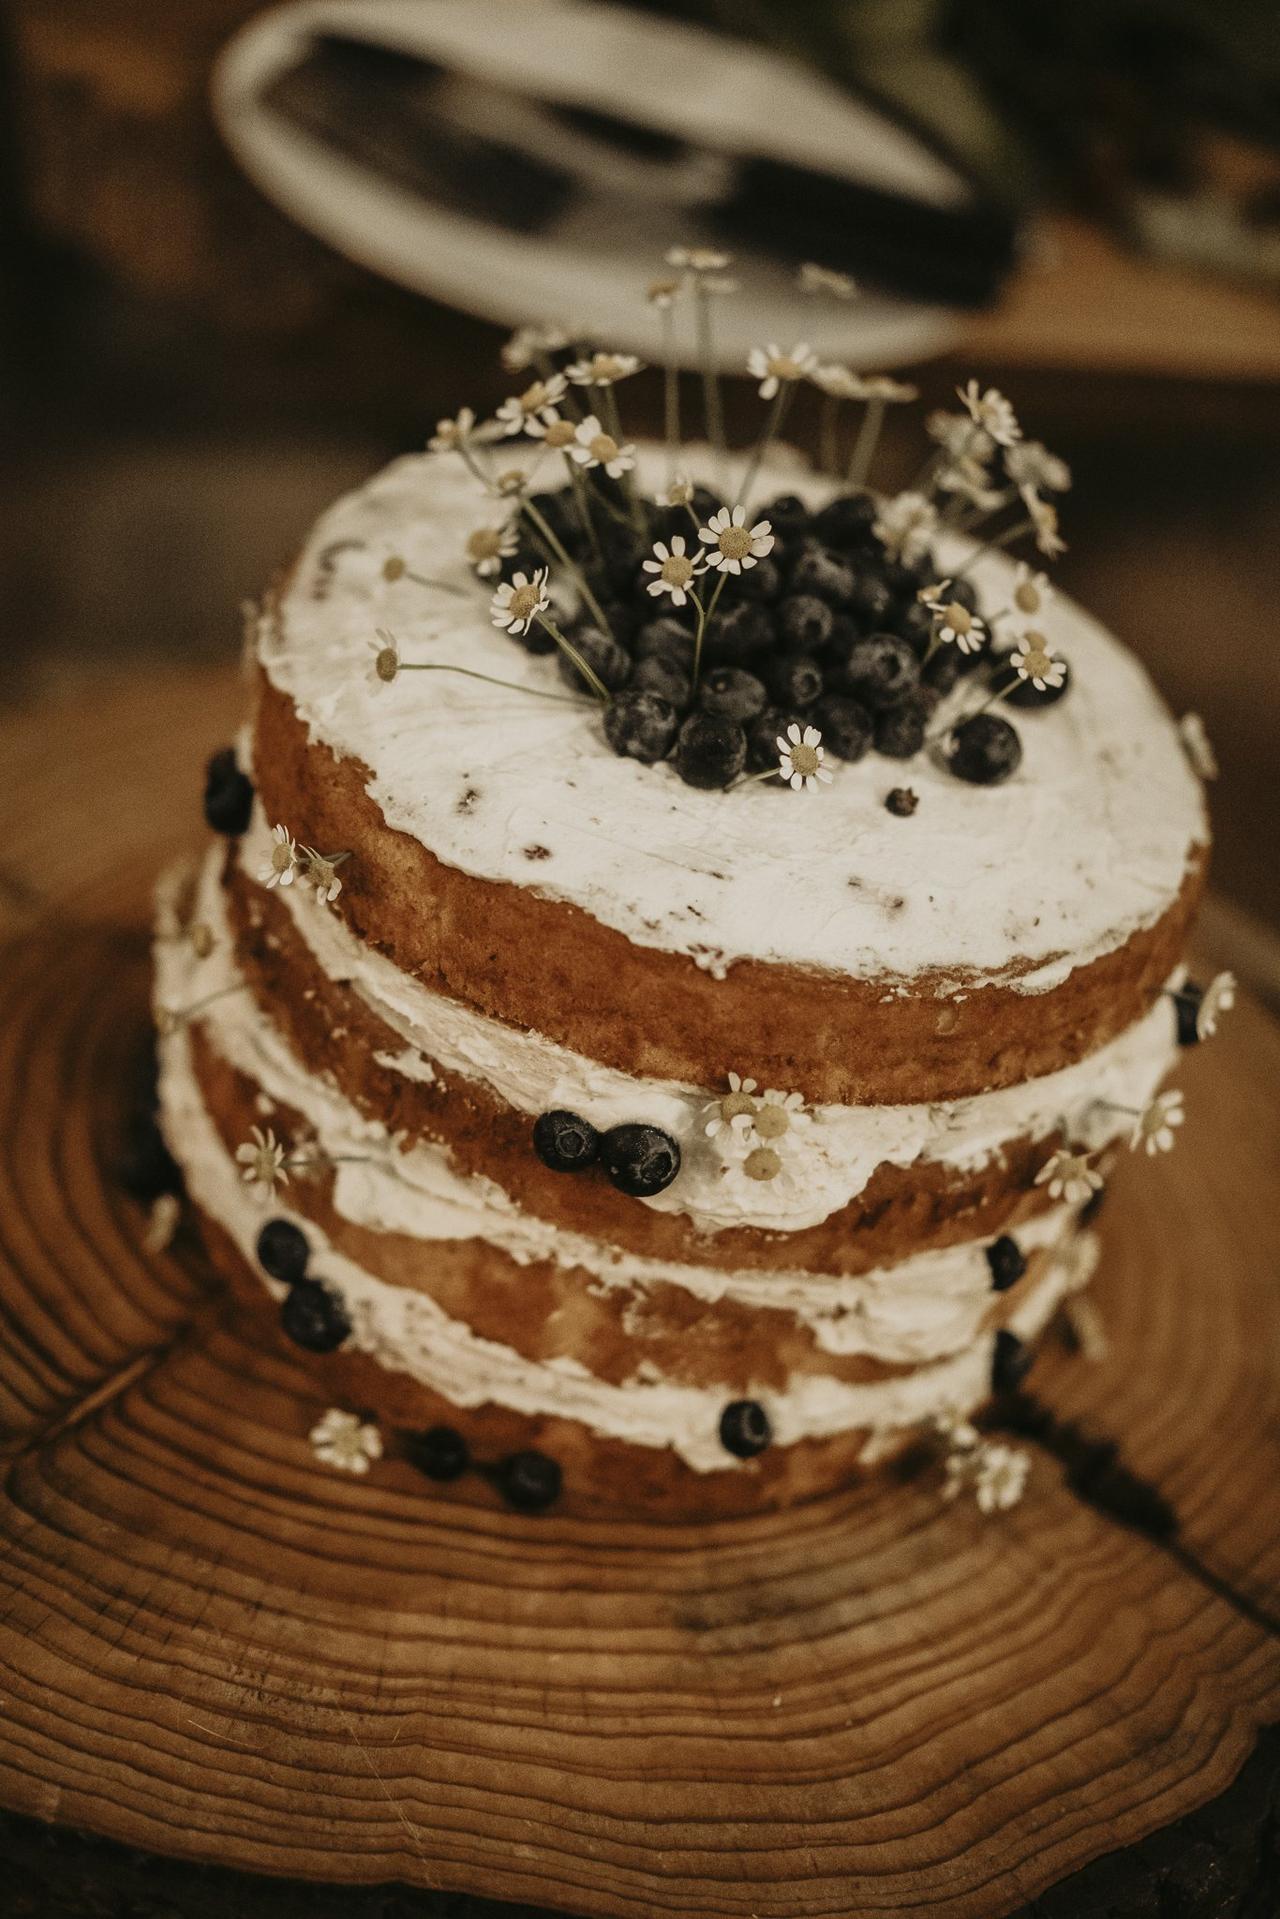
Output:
[0, 670, 1278, 1917]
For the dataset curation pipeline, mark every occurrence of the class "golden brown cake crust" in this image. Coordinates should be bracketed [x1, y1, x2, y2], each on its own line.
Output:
[250, 664, 1205, 1109]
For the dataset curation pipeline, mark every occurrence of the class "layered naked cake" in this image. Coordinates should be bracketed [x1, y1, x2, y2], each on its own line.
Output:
[154, 332, 1220, 1520]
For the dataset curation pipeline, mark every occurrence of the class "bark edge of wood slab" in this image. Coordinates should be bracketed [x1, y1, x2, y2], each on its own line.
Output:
[0, 921, 1278, 1919]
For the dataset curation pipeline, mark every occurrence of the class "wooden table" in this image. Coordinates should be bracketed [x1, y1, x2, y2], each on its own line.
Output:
[1, 669, 1278, 1918]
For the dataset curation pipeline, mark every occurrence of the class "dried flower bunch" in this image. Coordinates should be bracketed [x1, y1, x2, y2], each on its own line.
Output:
[399, 253, 1083, 793]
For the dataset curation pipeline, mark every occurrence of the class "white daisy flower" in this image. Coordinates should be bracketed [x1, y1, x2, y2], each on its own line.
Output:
[698, 504, 774, 574]
[936, 460, 1004, 511]
[642, 535, 706, 607]
[530, 413, 579, 451]
[1006, 439, 1072, 494]
[1131, 1089, 1184, 1156]
[1197, 971, 1236, 1040]
[260, 824, 302, 890]
[746, 341, 819, 400]
[741, 1144, 785, 1184]
[957, 379, 1021, 448]
[1011, 563, 1053, 617]
[465, 523, 518, 578]
[565, 351, 642, 388]
[926, 409, 995, 463]
[974, 1442, 1031, 1514]
[798, 262, 858, 299]
[934, 1408, 982, 1454]
[309, 1407, 383, 1476]
[873, 490, 938, 563]
[500, 323, 569, 373]
[235, 1125, 289, 1200]
[569, 415, 637, 478]
[302, 851, 344, 905]
[923, 584, 986, 655]
[777, 722, 832, 792]
[1179, 712, 1219, 780]
[751, 1088, 811, 1143]
[490, 568, 550, 637]
[656, 474, 694, 509]
[666, 245, 732, 273]
[427, 407, 475, 453]
[367, 630, 400, 689]
[703, 1071, 760, 1142]
[1010, 630, 1066, 690]
[1035, 1148, 1103, 1205]
[1023, 489, 1067, 558]
[494, 375, 567, 437]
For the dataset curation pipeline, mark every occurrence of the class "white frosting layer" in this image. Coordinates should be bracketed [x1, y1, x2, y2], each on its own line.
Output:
[256, 445, 1205, 990]
[156, 998, 1089, 1468]
[235, 816, 1179, 1236]
[161, 858, 1099, 1374]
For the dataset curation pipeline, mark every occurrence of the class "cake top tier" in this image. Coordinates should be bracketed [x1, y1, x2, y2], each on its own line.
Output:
[257, 445, 1204, 993]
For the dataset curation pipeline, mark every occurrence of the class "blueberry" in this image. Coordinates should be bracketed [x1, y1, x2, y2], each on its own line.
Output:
[1174, 984, 1204, 1047]
[762, 493, 809, 535]
[778, 594, 833, 652]
[719, 1399, 772, 1459]
[280, 1277, 350, 1353]
[406, 1425, 470, 1482]
[532, 1109, 600, 1173]
[992, 1328, 1034, 1394]
[601, 1123, 681, 1197]
[117, 1110, 181, 1201]
[789, 546, 855, 607]
[689, 485, 724, 525]
[203, 748, 254, 836]
[814, 695, 872, 762]
[557, 625, 631, 695]
[848, 573, 895, 629]
[737, 554, 783, 603]
[896, 598, 935, 654]
[700, 667, 766, 723]
[634, 615, 694, 663]
[874, 700, 927, 759]
[526, 489, 580, 551]
[841, 634, 919, 710]
[814, 491, 878, 551]
[703, 599, 774, 667]
[885, 786, 918, 816]
[603, 688, 679, 764]
[768, 654, 823, 709]
[673, 711, 746, 789]
[599, 524, 646, 594]
[256, 1217, 309, 1284]
[879, 555, 930, 602]
[495, 1449, 562, 1513]
[745, 706, 802, 775]
[986, 1235, 1027, 1292]
[949, 713, 1022, 784]
[946, 576, 980, 614]
[630, 654, 691, 708]
[923, 645, 964, 693]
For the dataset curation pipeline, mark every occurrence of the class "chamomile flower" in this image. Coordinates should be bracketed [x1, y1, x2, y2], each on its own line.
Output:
[746, 341, 819, 400]
[1010, 630, 1066, 690]
[1035, 1148, 1103, 1205]
[1023, 490, 1067, 558]
[642, 535, 706, 608]
[926, 409, 995, 463]
[703, 1071, 760, 1142]
[367, 629, 400, 689]
[1197, 971, 1236, 1039]
[1006, 440, 1072, 494]
[924, 585, 987, 655]
[490, 568, 550, 638]
[500, 323, 569, 373]
[698, 504, 774, 574]
[494, 375, 567, 436]
[656, 474, 694, 509]
[777, 723, 832, 792]
[570, 415, 637, 477]
[973, 1443, 1031, 1514]
[309, 1407, 383, 1475]
[1011, 563, 1053, 617]
[666, 245, 732, 273]
[873, 491, 938, 563]
[465, 523, 518, 578]
[235, 1125, 289, 1200]
[957, 379, 1021, 448]
[260, 824, 302, 889]
[1131, 1089, 1184, 1156]
[303, 851, 345, 905]
[751, 1088, 811, 1142]
[565, 351, 642, 388]
[427, 407, 475, 453]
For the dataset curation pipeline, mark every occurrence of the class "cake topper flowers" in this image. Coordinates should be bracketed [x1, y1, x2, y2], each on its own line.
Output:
[381, 247, 1087, 795]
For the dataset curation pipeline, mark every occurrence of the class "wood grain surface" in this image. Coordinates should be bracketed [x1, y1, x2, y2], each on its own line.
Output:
[0, 668, 1278, 1919]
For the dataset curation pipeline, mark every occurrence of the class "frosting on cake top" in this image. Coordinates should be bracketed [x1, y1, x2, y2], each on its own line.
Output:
[257, 447, 1206, 992]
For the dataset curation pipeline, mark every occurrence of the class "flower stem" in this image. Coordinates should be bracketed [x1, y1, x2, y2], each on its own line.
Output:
[601, 384, 645, 535]
[736, 384, 790, 512]
[819, 392, 839, 474]
[848, 396, 885, 487]
[398, 662, 589, 706]
[661, 306, 680, 481]
[535, 613, 612, 702]
[690, 571, 728, 691]
[519, 497, 613, 634]
[563, 457, 603, 560]
[694, 282, 726, 485]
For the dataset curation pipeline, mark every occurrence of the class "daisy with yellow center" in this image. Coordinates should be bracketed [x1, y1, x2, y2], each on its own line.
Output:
[428, 407, 475, 453]
[703, 1072, 759, 1143]
[494, 375, 567, 436]
[698, 504, 774, 574]
[923, 586, 986, 656]
[309, 1407, 383, 1475]
[957, 379, 1021, 448]
[743, 1145, 783, 1183]
[368, 630, 400, 687]
[751, 1089, 809, 1141]
[1010, 630, 1066, 691]
[1012, 564, 1053, 616]
[746, 341, 818, 401]
[1196, 970, 1236, 1039]
[657, 475, 694, 509]
[1006, 439, 1071, 495]
[235, 1125, 290, 1201]
[777, 723, 832, 792]
[1024, 490, 1067, 558]
[1131, 1090, 1184, 1156]
[301, 848, 349, 905]
[1035, 1148, 1103, 1205]
[501, 323, 568, 373]
[490, 568, 550, 638]
[260, 823, 302, 889]
[465, 524, 518, 578]
[536, 415, 579, 451]
[565, 351, 642, 388]
[873, 491, 937, 562]
[642, 535, 706, 608]
[570, 415, 636, 478]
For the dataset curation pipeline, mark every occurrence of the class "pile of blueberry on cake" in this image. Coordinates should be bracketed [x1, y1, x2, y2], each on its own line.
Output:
[156, 254, 1230, 1519]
